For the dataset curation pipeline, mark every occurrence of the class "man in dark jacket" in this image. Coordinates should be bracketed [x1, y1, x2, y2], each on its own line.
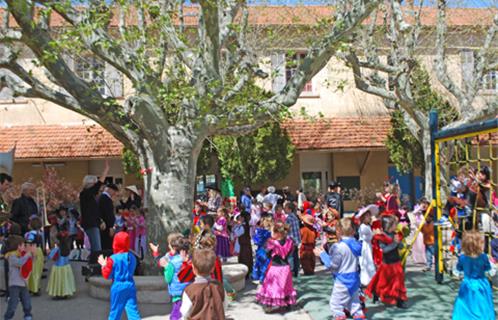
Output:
[10, 182, 38, 234]
[79, 161, 109, 264]
[325, 181, 344, 218]
[99, 184, 118, 254]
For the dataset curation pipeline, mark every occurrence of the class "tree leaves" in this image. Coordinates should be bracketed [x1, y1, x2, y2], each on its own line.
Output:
[386, 64, 458, 173]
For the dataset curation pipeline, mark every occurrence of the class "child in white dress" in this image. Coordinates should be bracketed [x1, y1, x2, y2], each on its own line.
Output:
[356, 204, 377, 287]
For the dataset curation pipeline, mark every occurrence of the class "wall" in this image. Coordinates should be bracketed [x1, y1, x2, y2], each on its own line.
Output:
[332, 151, 389, 211]
[12, 160, 89, 187]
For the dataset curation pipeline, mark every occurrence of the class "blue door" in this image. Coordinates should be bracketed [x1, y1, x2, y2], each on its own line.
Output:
[388, 166, 423, 208]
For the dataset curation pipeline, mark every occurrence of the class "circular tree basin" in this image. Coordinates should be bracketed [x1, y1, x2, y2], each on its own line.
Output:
[88, 263, 249, 304]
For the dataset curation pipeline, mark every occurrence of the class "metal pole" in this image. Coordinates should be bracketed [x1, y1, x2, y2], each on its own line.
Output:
[430, 110, 444, 283]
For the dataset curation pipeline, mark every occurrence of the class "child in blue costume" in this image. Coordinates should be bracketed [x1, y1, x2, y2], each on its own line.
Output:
[452, 231, 495, 320]
[252, 216, 272, 282]
[99, 231, 141, 320]
[163, 237, 190, 320]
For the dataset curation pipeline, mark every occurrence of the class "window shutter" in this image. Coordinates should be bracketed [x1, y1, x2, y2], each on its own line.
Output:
[271, 52, 286, 93]
[460, 50, 474, 87]
[104, 62, 123, 98]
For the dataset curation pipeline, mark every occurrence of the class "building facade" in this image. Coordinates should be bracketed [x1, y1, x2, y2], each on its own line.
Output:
[0, 6, 495, 210]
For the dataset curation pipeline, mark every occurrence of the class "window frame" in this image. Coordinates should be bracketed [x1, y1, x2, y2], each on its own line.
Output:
[285, 52, 316, 96]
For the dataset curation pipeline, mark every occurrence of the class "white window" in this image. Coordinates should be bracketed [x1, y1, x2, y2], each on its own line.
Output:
[482, 70, 497, 92]
[69, 55, 124, 98]
[271, 51, 314, 94]
[74, 56, 106, 96]
[286, 52, 313, 92]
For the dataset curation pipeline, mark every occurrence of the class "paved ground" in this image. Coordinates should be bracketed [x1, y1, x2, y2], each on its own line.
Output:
[1, 259, 497, 319]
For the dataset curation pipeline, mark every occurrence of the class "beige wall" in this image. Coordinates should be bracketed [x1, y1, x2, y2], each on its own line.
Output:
[332, 151, 389, 211]
[11, 158, 143, 190]
[12, 160, 89, 187]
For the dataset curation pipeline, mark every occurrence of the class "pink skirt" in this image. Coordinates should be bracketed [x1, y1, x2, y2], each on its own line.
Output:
[256, 264, 297, 307]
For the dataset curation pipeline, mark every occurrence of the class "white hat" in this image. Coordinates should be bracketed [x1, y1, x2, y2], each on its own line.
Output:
[356, 204, 379, 219]
[125, 185, 139, 195]
[268, 186, 276, 193]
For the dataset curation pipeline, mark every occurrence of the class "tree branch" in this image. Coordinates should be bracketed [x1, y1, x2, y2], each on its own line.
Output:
[274, 0, 381, 106]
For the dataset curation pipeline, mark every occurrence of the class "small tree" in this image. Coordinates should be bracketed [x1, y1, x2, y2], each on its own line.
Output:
[208, 121, 295, 190]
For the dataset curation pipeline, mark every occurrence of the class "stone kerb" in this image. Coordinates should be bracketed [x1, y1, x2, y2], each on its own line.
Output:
[88, 263, 249, 303]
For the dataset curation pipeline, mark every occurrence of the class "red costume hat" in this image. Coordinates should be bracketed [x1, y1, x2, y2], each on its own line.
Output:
[113, 231, 130, 254]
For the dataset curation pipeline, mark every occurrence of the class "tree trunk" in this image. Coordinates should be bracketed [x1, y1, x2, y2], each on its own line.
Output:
[138, 128, 204, 274]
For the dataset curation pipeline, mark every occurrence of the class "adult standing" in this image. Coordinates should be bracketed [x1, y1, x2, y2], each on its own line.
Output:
[80, 161, 109, 264]
[325, 181, 344, 218]
[10, 182, 38, 234]
[205, 186, 222, 215]
[263, 186, 282, 212]
[296, 188, 306, 211]
[0, 173, 13, 223]
[256, 187, 267, 204]
[240, 187, 253, 214]
[120, 185, 142, 210]
[282, 186, 295, 205]
[99, 184, 119, 254]
[285, 202, 301, 277]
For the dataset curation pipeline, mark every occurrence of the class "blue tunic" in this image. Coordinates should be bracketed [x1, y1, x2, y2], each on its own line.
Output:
[252, 228, 271, 281]
[452, 254, 494, 320]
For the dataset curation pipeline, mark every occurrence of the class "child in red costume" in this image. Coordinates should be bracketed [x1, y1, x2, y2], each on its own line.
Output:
[366, 215, 408, 308]
[98, 232, 141, 320]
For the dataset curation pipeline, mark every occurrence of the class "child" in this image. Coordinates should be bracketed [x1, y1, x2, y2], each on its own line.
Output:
[179, 215, 224, 284]
[114, 207, 126, 234]
[274, 204, 287, 224]
[316, 218, 364, 320]
[235, 211, 253, 277]
[126, 206, 138, 251]
[421, 213, 435, 272]
[300, 214, 318, 275]
[3, 235, 34, 320]
[213, 207, 230, 261]
[256, 221, 297, 313]
[163, 237, 190, 320]
[150, 232, 183, 268]
[410, 199, 428, 265]
[98, 232, 141, 320]
[252, 216, 273, 282]
[25, 216, 44, 296]
[180, 248, 227, 319]
[357, 205, 376, 287]
[135, 209, 147, 260]
[46, 231, 76, 299]
[452, 231, 495, 320]
[366, 215, 408, 308]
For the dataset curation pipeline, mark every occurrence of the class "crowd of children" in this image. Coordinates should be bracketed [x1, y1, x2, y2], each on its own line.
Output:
[0, 166, 496, 320]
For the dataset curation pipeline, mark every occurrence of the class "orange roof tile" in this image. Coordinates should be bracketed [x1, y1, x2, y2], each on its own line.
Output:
[0, 6, 495, 28]
[283, 117, 391, 150]
[0, 125, 123, 160]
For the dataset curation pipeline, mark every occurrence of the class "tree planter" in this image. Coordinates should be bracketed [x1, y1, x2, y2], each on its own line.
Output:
[88, 263, 249, 304]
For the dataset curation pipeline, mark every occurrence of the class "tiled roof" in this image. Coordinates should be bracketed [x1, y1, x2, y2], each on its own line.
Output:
[283, 117, 391, 150]
[0, 125, 123, 159]
[0, 6, 495, 28]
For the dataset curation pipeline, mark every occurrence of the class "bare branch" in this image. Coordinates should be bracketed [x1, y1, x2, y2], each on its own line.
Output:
[434, 0, 466, 106]
[275, 0, 381, 106]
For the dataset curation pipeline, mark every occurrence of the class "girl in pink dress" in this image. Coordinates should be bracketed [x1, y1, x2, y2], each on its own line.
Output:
[256, 221, 297, 313]
[214, 207, 230, 261]
[135, 209, 147, 259]
[126, 207, 138, 251]
[410, 200, 428, 265]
